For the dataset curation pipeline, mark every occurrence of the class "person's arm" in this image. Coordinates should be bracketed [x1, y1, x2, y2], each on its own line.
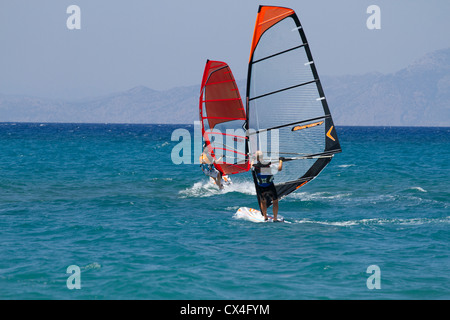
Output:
[278, 159, 283, 171]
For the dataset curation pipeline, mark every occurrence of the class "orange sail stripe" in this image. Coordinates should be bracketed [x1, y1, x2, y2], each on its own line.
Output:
[249, 6, 295, 61]
[295, 181, 308, 190]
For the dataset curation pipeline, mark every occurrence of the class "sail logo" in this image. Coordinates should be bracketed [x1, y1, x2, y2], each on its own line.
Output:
[292, 121, 324, 132]
[326, 126, 336, 142]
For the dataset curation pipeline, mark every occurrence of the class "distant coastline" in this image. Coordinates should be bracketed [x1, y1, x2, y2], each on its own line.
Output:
[1, 48, 449, 127]
[1, 122, 449, 129]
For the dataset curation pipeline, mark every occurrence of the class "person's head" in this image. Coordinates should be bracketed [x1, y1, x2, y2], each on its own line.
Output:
[256, 150, 263, 162]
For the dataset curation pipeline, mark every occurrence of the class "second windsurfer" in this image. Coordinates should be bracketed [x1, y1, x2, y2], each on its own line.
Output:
[200, 152, 224, 190]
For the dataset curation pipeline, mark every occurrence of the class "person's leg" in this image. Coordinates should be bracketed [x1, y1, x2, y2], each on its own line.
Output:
[216, 172, 223, 189]
[260, 198, 268, 220]
[273, 199, 279, 221]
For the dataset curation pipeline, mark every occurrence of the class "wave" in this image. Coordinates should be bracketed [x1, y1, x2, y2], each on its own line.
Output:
[179, 180, 256, 198]
[286, 190, 448, 209]
[409, 186, 427, 193]
[154, 141, 170, 149]
[287, 191, 352, 201]
[337, 164, 355, 168]
[149, 177, 173, 181]
[292, 216, 450, 227]
[230, 211, 450, 226]
[81, 262, 101, 270]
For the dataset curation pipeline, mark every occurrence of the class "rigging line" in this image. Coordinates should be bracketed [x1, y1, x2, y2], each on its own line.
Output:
[248, 115, 330, 135]
[218, 162, 249, 171]
[281, 150, 341, 161]
[213, 147, 247, 157]
[258, 152, 318, 155]
[210, 142, 237, 151]
[209, 142, 247, 156]
[249, 150, 341, 160]
[248, 79, 318, 102]
[252, 44, 307, 64]
[264, 155, 332, 162]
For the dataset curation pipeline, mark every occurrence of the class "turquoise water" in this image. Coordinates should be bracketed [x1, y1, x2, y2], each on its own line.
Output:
[0, 123, 449, 299]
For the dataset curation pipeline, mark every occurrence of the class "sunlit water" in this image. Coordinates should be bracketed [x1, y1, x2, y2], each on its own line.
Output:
[0, 123, 448, 299]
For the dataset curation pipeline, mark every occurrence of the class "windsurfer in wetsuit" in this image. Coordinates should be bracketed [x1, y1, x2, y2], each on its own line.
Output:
[199, 151, 224, 190]
[251, 150, 283, 221]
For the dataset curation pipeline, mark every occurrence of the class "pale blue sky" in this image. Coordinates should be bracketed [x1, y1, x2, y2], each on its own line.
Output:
[1, 0, 449, 99]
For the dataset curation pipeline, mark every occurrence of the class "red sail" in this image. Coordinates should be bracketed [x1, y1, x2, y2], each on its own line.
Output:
[199, 60, 250, 175]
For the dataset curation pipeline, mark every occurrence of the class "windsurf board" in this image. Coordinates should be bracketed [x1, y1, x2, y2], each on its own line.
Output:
[235, 207, 284, 223]
[210, 175, 232, 186]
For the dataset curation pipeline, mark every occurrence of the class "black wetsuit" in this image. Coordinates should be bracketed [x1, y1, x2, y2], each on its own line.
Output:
[252, 161, 278, 203]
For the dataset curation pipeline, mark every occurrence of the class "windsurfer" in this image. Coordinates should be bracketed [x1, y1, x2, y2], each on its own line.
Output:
[251, 150, 283, 221]
[199, 152, 224, 190]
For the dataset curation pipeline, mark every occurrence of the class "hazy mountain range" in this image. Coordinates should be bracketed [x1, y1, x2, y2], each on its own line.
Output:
[1, 48, 449, 126]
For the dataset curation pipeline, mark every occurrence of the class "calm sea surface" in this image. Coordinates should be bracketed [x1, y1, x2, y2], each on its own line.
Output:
[0, 123, 448, 299]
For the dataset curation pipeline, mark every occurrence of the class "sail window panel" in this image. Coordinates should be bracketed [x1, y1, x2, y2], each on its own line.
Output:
[252, 128, 318, 184]
[283, 122, 326, 156]
[212, 120, 247, 163]
[249, 47, 314, 99]
[249, 127, 322, 184]
[274, 157, 317, 185]
[253, 17, 303, 61]
[247, 83, 326, 132]
[207, 139, 246, 166]
[251, 123, 325, 161]
[248, 124, 327, 157]
[204, 131, 225, 160]
[214, 119, 246, 133]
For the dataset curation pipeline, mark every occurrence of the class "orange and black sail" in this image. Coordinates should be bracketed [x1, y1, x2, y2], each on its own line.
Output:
[245, 6, 342, 204]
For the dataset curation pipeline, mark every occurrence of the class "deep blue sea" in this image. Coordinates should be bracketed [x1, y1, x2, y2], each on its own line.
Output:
[0, 123, 449, 300]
